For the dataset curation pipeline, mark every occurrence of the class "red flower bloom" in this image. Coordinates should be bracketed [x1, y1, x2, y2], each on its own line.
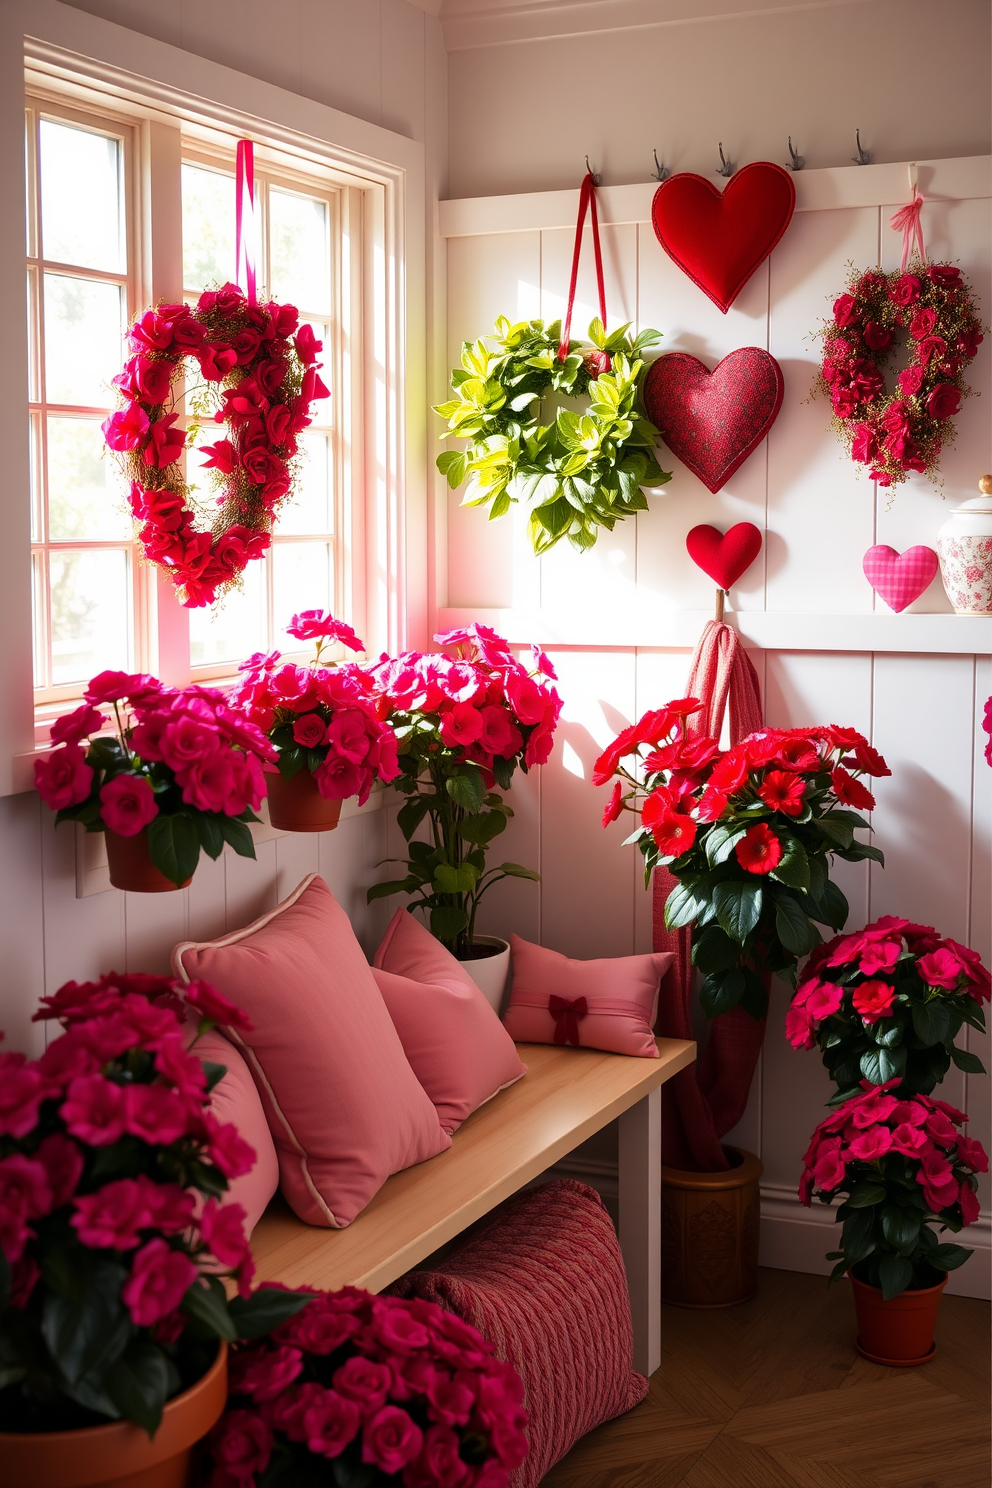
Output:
[851, 978, 895, 1024]
[122, 1238, 197, 1326]
[758, 769, 806, 817]
[641, 791, 696, 857]
[601, 781, 624, 826]
[34, 746, 93, 811]
[99, 773, 158, 837]
[734, 822, 782, 875]
[830, 766, 875, 810]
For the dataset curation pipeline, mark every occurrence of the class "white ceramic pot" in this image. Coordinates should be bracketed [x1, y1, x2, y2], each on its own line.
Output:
[458, 935, 511, 1015]
[936, 482, 992, 615]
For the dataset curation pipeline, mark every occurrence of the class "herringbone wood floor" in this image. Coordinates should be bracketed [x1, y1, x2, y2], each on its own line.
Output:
[542, 1268, 991, 1488]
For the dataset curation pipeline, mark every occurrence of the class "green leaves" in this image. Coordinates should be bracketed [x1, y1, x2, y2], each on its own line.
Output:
[228, 1287, 313, 1339]
[664, 879, 711, 932]
[445, 767, 486, 813]
[912, 1000, 951, 1047]
[147, 812, 200, 885]
[769, 835, 809, 891]
[773, 892, 821, 957]
[713, 881, 763, 942]
[104, 1340, 174, 1437]
[928, 1243, 972, 1272]
[950, 1045, 986, 1074]
[434, 315, 671, 553]
[878, 1253, 914, 1301]
[182, 1277, 237, 1342]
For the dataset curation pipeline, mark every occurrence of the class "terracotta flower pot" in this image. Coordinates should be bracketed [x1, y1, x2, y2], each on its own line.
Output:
[0, 1341, 227, 1488]
[850, 1269, 947, 1366]
[457, 936, 511, 1014]
[105, 828, 191, 892]
[660, 1144, 762, 1307]
[266, 767, 343, 833]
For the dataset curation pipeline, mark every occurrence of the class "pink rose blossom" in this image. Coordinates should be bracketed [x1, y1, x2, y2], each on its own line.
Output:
[35, 1133, 84, 1207]
[72, 1178, 150, 1250]
[292, 713, 327, 748]
[123, 1082, 189, 1144]
[406, 1425, 471, 1488]
[959, 1182, 981, 1225]
[304, 1389, 361, 1458]
[34, 746, 93, 811]
[362, 1404, 423, 1474]
[61, 1074, 126, 1146]
[0, 1056, 46, 1139]
[183, 978, 253, 1032]
[203, 1112, 257, 1179]
[858, 939, 901, 976]
[847, 1125, 893, 1161]
[806, 982, 844, 1023]
[99, 773, 158, 837]
[122, 1238, 197, 1325]
[199, 1198, 251, 1270]
[233, 1344, 303, 1401]
[332, 1356, 392, 1417]
[209, 1408, 274, 1479]
[851, 978, 895, 1025]
[50, 705, 104, 748]
[0, 1155, 53, 1224]
[325, 710, 372, 763]
[267, 1382, 327, 1440]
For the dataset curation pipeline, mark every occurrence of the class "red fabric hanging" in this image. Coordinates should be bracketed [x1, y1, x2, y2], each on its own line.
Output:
[653, 621, 766, 1171]
[558, 171, 607, 362]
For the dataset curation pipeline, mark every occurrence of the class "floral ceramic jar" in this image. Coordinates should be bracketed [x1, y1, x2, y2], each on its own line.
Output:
[936, 477, 992, 615]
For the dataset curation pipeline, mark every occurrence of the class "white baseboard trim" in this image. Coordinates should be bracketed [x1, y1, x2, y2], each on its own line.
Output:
[546, 1160, 992, 1301]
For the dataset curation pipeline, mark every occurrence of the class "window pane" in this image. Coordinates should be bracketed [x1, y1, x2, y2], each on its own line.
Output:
[48, 417, 132, 541]
[44, 274, 124, 406]
[26, 268, 38, 401]
[278, 432, 331, 535]
[49, 547, 130, 686]
[269, 187, 330, 314]
[29, 413, 42, 543]
[189, 561, 265, 667]
[272, 541, 332, 646]
[39, 119, 124, 273]
[182, 164, 236, 293]
[31, 552, 45, 688]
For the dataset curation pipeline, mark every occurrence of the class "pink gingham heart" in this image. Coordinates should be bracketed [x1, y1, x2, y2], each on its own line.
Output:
[862, 544, 939, 613]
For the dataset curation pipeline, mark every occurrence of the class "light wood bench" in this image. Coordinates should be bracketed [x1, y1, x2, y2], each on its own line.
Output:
[250, 1037, 695, 1376]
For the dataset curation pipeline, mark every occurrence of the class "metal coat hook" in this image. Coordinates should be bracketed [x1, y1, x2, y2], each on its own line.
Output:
[584, 155, 601, 185]
[786, 136, 805, 171]
[851, 129, 871, 166]
[908, 161, 919, 195]
[651, 149, 670, 183]
[715, 143, 734, 178]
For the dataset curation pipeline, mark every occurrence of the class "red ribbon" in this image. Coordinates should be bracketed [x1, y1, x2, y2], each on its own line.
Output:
[558, 171, 607, 362]
[236, 139, 257, 306]
[549, 994, 588, 1047]
[889, 191, 925, 274]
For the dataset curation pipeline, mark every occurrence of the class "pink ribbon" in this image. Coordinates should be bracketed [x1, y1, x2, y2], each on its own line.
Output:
[236, 139, 257, 305]
[889, 191, 925, 274]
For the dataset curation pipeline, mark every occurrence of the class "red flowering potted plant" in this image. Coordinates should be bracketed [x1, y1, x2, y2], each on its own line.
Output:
[800, 1082, 988, 1363]
[34, 670, 276, 892]
[787, 916, 989, 1098]
[595, 703, 888, 1020]
[365, 624, 561, 1007]
[0, 972, 308, 1488]
[594, 701, 890, 1304]
[229, 610, 400, 833]
[202, 1287, 528, 1486]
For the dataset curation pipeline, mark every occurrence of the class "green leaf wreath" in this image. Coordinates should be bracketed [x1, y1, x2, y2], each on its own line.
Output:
[433, 316, 671, 554]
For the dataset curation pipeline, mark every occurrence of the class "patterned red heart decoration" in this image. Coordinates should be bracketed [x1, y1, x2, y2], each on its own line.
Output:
[651, 162, 796, 313]
[642, 348, 784, 494]
[686, 523, 763, 590]
[862, 544, 939, 612]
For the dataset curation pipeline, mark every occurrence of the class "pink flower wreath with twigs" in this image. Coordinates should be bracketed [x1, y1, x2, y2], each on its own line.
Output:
[102, 283, 329, 608]
[817, 262, 983, 490]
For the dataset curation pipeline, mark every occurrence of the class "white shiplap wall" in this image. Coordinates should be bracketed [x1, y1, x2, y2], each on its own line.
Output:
[438, 158, 992, 1296]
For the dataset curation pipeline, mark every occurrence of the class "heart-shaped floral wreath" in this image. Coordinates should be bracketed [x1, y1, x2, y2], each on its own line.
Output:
[103, 283, 329, 607]
[817, 262, 984, 489]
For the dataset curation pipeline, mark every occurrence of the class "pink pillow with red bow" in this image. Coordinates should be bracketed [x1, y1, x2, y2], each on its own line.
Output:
[373, 908, 526, 1132]
[501, 936, 674, 1058]
[172, 875, 450, 1228]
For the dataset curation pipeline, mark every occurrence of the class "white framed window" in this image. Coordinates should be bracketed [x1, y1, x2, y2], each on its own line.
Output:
[3, 11, 422, 795]
[24, 88, 369, 709]
[25, 100, 145, 706]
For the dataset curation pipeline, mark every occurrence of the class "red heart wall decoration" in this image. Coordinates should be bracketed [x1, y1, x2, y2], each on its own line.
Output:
[642, 348, 784, 494]
[651, 162, 796, 313]
[686, 523, 763, 591]
[862, 545, 939, 612]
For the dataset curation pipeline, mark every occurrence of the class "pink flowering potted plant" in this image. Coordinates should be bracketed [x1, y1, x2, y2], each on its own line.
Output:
[364, 624, 561, 1002]
[202, 1286, 528, 1487]
[0, 971, 309, 1487]
[799, 1082, 988, 1363]
[34, 670, 277, 892]
[787, 916, 989, 1099]
[229, 610, 400, 833]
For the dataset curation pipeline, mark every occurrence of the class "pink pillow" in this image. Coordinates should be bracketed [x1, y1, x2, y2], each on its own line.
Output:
[184, 1019, 279, 1237]
[372, 909, 526, 1133]
[501, 935, 674, 1058]
[172, 875, 450, 1227]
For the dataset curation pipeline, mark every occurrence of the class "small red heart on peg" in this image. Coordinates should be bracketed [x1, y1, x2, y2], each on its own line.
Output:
[685, 522, 763, 590]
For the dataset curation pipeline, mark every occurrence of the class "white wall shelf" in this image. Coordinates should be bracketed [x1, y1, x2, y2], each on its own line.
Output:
[437, 607, 992, 655]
